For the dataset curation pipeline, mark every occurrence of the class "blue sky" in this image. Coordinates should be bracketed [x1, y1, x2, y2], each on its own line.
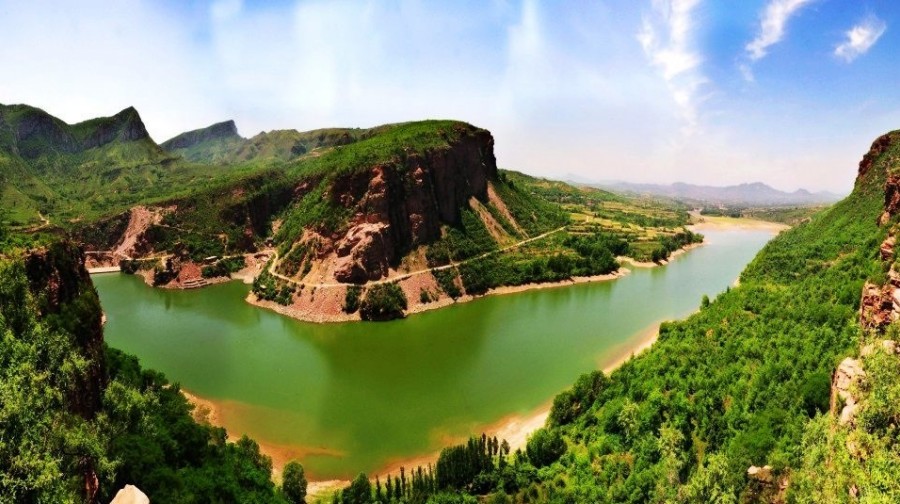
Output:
[0, 0, 898, 192]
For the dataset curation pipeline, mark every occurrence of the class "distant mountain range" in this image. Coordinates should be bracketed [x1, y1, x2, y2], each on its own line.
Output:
[587, 180, 843, 207]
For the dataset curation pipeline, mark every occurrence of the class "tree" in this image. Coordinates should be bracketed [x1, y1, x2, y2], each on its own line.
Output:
[343, 473, 372, 504]
[525, 428, 566, 468]
[282, 460, 308, 504]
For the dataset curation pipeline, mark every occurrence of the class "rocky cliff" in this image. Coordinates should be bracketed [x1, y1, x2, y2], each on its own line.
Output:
[318, 126, 497, 283]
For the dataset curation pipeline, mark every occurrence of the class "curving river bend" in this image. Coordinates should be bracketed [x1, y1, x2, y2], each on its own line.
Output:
[93, 227, 776, 479]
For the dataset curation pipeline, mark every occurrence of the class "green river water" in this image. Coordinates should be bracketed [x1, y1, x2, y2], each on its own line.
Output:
[93, 228, 775, 479]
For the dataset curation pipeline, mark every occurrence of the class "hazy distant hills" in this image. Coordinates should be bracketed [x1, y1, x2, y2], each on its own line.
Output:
[591, 180, 843, 207]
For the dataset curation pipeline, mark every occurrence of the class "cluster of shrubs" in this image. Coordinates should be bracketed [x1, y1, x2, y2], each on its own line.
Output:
[649, 229, 704, 263]
[359, 283, 408, 321]
[201, 256, 245, 278]
[252, 270, 296, 305]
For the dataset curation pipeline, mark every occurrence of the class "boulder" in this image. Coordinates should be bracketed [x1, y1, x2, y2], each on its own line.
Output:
[110, 485, 149, 504]
[747, 465, 773, 483]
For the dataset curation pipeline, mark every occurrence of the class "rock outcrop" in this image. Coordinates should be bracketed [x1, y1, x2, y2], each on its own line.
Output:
[859, 282, 897, 331]
[831, 357, 866, 426]
[78, 106, 150, 149]
[859, 131, 900, 179]
[880, 174, 900, 225]
[110, 485, 150, 504]
[880, 235, 895, 261]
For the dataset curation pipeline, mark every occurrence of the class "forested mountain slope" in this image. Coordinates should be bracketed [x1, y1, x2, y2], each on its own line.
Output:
[510, 132, 895, 502]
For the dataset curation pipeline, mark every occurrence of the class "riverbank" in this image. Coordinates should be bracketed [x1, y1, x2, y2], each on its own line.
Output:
[246, 266, 637, 324]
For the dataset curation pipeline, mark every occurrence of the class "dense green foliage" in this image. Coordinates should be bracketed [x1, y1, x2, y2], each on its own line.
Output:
[329, 434, 556, 504]
[524, 428, 566, 468]
[649, 229, 703, 262]
[0, 246, 292, 502]
[454, 232, 626, 295]
[252, 268, 296, 306]
[359, 283, 408, 321]
[431, 268, 462, 299]
[0, 258, 103, 501]
[344, 285, 363, 313]
[201, 256, 245, 278]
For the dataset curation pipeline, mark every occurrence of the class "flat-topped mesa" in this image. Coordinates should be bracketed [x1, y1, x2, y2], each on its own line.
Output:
[160, 119, 241, 151]
[319, 125, 496, 283]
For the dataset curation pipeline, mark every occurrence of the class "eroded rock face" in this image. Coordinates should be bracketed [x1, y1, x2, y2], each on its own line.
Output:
[748, 465, 774, 483]
[859, 132, 897, 180]
[881, 174, 900, 225]
[859, 282, 896, 331]
[333, 222, 393, 283]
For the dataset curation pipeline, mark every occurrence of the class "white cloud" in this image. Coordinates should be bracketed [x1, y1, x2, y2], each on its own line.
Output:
[746, 0, 814, 61]
[637, 0, 707, 128]
[637, 0, 702, 80]
[835, 16, 886, 62]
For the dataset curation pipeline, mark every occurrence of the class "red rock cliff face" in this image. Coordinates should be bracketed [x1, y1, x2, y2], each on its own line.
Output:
[24, 241, 106, 420]
[858, 132, 897, 179]
[321, 128, 497, 283]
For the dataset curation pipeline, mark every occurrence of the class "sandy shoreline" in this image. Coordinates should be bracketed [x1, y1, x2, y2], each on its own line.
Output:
[688, 215, 789, 232]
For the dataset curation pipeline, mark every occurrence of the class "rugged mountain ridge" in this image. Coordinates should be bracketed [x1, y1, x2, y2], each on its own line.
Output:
[0, 104, 150, 158]
[159, 118, 368, 164]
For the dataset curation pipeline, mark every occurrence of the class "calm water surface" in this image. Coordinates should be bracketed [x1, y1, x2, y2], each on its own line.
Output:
[94, 228, 774, 478]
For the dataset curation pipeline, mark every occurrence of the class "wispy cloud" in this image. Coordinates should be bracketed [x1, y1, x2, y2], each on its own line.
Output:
[746, 0, 815, 61]
[835, 16, 886, 62]
[637, 0, 707, 127]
